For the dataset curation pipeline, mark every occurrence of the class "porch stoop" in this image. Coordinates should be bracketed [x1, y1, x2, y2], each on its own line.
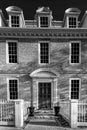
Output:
[33, 110, 54, 119]
[26, 109, 70, 128]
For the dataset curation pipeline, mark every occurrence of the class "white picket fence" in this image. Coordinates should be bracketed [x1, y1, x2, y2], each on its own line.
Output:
[23, 101, 30, 121]
[70, 100, 87, 128]
[59, 101, 70, 122]
[77, 101, 87, 126]
[0, 100, 15, 126]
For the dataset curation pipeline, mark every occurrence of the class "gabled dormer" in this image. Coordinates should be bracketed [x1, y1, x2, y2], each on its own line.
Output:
[80, 11, 87, 28]
[6, 6, 25, 28]
[0, 9, 7, 27]
[35, 7, 52, 28]
[63, 8, 80, 28]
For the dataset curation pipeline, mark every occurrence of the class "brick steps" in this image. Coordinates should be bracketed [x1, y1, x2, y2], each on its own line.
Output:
[25, 110, 70, 128]
[33, 110, 55, 120]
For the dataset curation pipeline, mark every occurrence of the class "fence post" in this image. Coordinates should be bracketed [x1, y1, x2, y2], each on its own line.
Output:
[70, 100, 78, 128]
[15, 99, 24, 128]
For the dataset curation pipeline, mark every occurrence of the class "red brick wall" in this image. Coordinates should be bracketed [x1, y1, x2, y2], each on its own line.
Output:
[0, 40, 86, 102]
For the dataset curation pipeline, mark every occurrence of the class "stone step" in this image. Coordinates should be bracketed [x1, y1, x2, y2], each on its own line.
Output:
[34, 115, 55, 120]
[35, 110, 54, 113]
[34, 110, 54, 115]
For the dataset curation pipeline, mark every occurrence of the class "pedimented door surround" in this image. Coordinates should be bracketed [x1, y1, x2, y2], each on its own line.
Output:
[30, 68, 59, 109]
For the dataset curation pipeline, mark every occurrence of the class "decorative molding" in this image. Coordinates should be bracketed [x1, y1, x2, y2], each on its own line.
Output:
[0, 28, 87, 39]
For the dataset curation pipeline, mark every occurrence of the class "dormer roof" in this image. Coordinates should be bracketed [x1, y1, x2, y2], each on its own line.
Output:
[36, 7, 51, 13]
[80, 10, 87, 27]
[0, 9, 7, 26]
[6, 6, 22, 13]
[65, 8, 81, 14]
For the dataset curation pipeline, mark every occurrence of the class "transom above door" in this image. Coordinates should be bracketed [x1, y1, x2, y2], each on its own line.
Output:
[38, 82, 51, 110]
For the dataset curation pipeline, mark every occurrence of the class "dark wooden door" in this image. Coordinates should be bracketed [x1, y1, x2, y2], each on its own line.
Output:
[39, 82, 51, 109]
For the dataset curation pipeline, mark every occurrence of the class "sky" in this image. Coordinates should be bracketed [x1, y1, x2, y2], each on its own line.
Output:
[0, 0, 87, 20]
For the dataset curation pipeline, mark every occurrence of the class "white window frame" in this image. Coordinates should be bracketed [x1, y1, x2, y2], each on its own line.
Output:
[9, 14, 21, 27]
[38, 15, 51, 28]
[6, 40, 18, 64]
[69, 78, 81, 100]
[38, 41, 50, 65]
[67, 16, 78, 28]
[69, 41, 81, 65]
[7, 78, 19, 101]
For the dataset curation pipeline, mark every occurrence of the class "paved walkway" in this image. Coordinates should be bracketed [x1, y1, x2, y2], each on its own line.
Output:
[0, 115, 87, 130]
[0, 125, 87, 130]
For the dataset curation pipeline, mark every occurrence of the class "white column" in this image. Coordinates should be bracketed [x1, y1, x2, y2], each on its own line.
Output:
[15, 99, 24, 128]
[70, 100, 78, 128]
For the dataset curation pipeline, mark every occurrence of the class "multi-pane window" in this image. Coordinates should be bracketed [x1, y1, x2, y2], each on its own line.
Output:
[8, 42, 17, 63]
[11, 15, 20, 27]
[40, 43, 49, 64]
[69, 17, 77, 28]
[9, 79, 18, 100]
[70, 42, 80, 64]
[70, 79, 80, 100]
[40, 17, 48, 27]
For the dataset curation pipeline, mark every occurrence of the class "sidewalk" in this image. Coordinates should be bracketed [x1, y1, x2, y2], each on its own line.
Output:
[0, 117, 87, 130]
[0, 125, 87, 130]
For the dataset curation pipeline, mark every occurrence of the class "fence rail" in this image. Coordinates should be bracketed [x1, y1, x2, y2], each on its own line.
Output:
[78, 101, 87, 126]
[59, 101, 70, 122]
[0, 100, 15, 125]
[23, 101, 30, 121]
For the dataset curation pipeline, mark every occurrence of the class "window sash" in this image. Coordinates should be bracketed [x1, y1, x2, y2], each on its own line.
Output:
[70, 42, 80, 64]
[40, 43, 49, 64]
[9, 79, 18, 100]
[11, 15, 20, 27]
[70, 79, 80, 100]
[69, 17, 77, 28]
[8, 42, 17, 63]
[40, 17, 49, 27]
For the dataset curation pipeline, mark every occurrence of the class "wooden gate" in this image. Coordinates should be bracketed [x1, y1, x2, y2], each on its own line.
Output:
[0, 100, 15, 126]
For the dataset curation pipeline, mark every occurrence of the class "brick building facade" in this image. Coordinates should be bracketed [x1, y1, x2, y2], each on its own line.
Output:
[0, 6, 87, 122]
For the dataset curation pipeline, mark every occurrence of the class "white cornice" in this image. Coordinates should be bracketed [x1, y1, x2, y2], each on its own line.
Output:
[0, 28, 87, 39]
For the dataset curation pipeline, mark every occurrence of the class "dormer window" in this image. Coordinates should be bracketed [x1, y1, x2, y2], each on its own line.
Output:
[40, 16, 48, 27]
[64, 8, 80, 28]
[68, 16, 77, 28]
[6, 6, 25, 28]
[36, 7, 52, 28]
[11, 15, 20, 27]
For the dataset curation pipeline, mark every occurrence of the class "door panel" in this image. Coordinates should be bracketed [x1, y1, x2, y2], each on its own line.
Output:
[39, 83, 51, 109]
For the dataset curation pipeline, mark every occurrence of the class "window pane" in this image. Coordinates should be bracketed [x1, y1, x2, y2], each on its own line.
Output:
[69, 17, 77, 28]
[40, 43, 49, 63]
[9, 79, 18, 100]
[71, 43, 80, 63]
[11, 15, 20, 27]
[40, 17, 48, 27]
[8, 42, 17, 63]
[71, 79, 79, 99]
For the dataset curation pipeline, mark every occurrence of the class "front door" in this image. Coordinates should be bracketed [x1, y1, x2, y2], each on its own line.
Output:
[39, 82, 51, 109]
